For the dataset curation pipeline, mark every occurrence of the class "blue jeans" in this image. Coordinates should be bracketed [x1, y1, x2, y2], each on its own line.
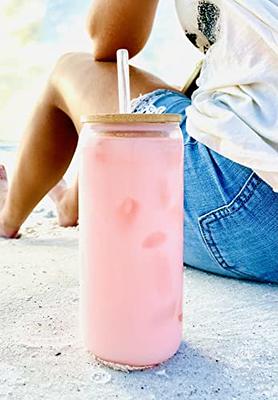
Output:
[131, 89, 278, 284]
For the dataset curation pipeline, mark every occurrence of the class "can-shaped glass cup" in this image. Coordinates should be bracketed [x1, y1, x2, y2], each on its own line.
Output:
[79, 113, 184, 369]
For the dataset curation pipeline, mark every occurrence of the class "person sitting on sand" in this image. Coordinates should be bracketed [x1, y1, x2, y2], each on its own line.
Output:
[0, 0, 277, 283]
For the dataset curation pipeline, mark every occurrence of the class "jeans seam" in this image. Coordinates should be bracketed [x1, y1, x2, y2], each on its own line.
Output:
[198, 172, 262, 277]
[199, 172, 261, 223]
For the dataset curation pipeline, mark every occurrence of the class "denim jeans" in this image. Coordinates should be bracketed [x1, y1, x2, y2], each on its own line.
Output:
[131, 89, 278, 283]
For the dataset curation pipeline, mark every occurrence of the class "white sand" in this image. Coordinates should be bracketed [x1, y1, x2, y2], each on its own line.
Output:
[0, 147, 278, 399]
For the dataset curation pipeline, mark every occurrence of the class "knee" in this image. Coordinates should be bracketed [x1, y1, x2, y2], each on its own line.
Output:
[48, 52, 84, 109]
[47, 52, 116, 113]
[49, 52, 103, 90]
[50, 52, 78, 84]
[51, 51, 113, 81]
[55, 52, 79, 67]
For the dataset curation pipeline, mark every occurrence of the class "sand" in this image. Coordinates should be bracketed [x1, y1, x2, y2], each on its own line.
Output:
[0, 146, 278, 399]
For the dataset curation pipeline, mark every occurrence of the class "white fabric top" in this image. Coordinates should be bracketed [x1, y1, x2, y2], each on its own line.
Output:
[175, 0, 278, 192]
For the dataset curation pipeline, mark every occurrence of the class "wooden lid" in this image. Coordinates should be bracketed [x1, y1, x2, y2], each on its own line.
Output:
[81, 113, 181, 124]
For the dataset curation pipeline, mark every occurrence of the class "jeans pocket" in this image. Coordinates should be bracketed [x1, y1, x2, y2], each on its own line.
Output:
[198, 173, 278, 282]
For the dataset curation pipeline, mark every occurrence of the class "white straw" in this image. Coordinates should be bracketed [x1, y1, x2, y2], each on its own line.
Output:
[117, 49, 131, 113]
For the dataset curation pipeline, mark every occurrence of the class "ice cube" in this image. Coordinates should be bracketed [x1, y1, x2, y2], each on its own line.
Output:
[142, 231, 166, 248]
[117, 197, 139, 223]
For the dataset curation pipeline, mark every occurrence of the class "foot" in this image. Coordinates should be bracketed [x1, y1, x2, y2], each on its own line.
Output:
[49, 179, 78, 227]
[0, 165, 8, 209]
[0, 165, 20, 238]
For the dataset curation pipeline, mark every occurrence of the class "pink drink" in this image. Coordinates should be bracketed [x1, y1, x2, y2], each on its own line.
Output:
[79, 114, 184, 368]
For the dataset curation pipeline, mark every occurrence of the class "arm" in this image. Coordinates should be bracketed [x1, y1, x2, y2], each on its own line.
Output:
[86, 0, 159, 61]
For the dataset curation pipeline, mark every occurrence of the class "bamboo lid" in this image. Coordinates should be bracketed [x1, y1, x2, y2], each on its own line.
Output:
[81, 113, 181, 124]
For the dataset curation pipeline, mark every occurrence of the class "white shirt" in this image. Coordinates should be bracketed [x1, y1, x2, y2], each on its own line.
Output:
[175, 0, 278, 192]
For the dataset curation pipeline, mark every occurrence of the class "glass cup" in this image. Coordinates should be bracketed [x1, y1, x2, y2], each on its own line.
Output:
[79, 113, 184, 369]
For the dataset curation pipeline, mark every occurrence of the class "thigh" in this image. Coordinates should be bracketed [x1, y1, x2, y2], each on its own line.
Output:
[50, 52, 175, 132]
[132, 89, 278, 283]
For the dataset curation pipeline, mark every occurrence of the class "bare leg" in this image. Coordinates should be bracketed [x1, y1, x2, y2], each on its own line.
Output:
[0, 86, 78, 237]
[0, 52, 176, 238]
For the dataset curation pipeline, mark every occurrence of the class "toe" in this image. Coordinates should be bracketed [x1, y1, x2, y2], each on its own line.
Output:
[0, 165, 8, 182]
